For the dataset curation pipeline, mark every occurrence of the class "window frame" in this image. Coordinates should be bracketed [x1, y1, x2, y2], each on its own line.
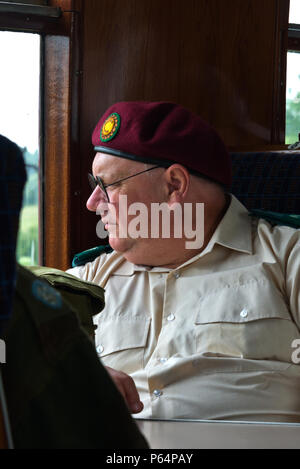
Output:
[288, 24, 300, 51]
[0, 0, 67, 35]
[0, 1, 60, 19]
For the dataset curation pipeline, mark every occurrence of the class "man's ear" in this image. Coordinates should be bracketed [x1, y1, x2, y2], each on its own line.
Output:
[164, 164, 190, 204]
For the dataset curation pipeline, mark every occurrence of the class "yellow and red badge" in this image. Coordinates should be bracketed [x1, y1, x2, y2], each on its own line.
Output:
[100, 112, 121, 142]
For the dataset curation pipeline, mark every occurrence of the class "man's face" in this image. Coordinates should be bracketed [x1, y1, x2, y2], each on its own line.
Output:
[86, 153, 165, 262]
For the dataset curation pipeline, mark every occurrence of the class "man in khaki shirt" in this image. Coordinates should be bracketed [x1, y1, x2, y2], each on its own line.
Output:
[68, 102, 300, 422]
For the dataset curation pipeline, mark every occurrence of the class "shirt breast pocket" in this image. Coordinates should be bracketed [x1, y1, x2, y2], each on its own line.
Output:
[95, 316, 151, 374]
[194, 278, 298, 364]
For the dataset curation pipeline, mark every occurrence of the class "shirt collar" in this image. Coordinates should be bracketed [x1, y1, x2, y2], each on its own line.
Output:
[165, 194, 253, 272]
[207, 194, 253, 255]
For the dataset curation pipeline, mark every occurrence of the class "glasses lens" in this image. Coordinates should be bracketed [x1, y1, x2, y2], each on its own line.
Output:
[88, 173, 109, 201]
[88, 173, 97, 191]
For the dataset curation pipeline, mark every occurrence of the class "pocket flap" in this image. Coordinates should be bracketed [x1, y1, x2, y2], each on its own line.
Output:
[97, 316, 151, 356]
[195, 279, 290, 324]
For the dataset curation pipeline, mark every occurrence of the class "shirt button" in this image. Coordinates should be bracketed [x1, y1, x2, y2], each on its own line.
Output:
[167, 313, 175, 321]
[153, 389, 163, 397]
[96, 344, 104, 354]
[159, 357, 168, 364]
[240, 309, 248, 318]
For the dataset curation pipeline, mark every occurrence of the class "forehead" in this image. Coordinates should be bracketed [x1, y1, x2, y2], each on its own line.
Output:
[92, 152, 143, 177]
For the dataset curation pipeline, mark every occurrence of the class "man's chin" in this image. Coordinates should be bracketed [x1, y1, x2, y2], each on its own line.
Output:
[108, 235, 134, 253]
[108, 237, 154, 266]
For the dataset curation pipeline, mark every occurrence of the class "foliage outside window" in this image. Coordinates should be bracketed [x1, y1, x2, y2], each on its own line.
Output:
[286, 52, 300, 144]
[286, 0, 300, 144]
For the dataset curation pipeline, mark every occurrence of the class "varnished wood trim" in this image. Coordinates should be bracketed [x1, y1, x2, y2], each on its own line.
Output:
[68, 0, 83, 264]
[42, 1, 82, 270]
[43, 35, 71, 270]
[271, 0, 290, 144]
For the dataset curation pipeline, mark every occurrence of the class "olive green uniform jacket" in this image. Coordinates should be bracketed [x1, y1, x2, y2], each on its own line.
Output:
[2, 265, 148, 449]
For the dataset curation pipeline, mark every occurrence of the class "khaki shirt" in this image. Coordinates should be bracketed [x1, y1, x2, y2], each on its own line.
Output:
[68, 196, 300, 422]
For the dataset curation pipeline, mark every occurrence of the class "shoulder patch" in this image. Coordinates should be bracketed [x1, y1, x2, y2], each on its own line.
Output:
[32, 279, 62, 309]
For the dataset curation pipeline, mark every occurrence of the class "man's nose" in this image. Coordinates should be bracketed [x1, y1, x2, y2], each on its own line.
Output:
[86, 186, 107, 212]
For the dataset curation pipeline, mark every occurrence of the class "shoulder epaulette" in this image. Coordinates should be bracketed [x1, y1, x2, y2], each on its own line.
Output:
[72, 245, 114, 268]
[249, 209, 300, 229]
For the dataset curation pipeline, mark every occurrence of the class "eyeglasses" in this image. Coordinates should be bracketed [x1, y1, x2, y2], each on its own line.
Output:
[88, 165, 161, 202]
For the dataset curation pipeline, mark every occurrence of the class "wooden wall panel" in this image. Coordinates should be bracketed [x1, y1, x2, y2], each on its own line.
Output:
[80, 0, 287, 144]
[72, 0, 289, 255]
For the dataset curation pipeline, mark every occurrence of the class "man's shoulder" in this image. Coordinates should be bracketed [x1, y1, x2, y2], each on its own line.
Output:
[67, 245, 114, 279]
[11, 265, 78, 342]
[254, 213, 300, 257]
[15, 264, 63, 311]
[12, 263, 105, 343]
[66, 248, 125, 285]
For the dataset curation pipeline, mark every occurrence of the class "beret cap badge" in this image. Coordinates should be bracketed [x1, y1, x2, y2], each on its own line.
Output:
[100, 112, 121, 142]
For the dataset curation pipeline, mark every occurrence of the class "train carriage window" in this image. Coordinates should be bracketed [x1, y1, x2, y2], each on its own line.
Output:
[286, 0, 300, 144]
[0, 0, 76, 270]
[0, 31, 41, 266]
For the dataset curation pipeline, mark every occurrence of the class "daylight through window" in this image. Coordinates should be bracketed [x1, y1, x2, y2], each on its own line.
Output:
[0, 31, 41, 265]
[286, 0, 300, 145]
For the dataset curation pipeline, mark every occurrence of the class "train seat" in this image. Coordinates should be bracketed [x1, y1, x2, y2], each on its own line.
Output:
[231, 151, 300, 214]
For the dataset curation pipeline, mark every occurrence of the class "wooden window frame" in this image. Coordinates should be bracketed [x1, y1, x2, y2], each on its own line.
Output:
[227, 0, 290, 152]
[269, 0, 290, 147]
[0, 0, 82, 270]
[288, 24, 300, 51]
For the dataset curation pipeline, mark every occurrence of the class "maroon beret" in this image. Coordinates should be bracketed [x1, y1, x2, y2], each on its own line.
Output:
[92, 101, 232, 186]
